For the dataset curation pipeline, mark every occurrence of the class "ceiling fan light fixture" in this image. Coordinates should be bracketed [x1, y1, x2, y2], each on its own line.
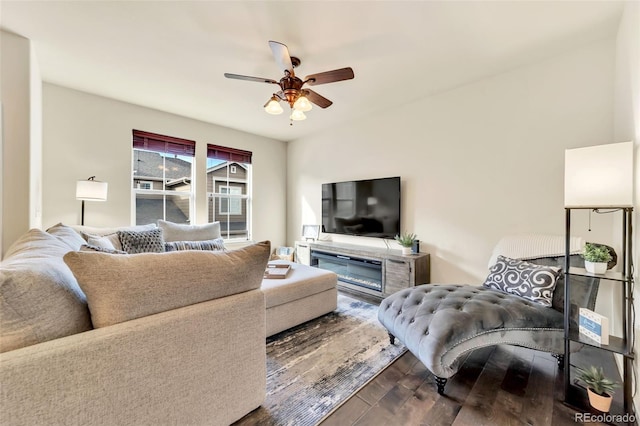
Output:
[293, 95, 312, 112]
[264, 96, 283, 115]
[290, 109, 306, 121]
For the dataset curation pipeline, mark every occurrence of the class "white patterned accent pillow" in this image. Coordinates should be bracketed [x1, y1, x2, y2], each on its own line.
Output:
[483, 255, 561, 307]
[118, 229, 165, 254]
[164, 238, 226, 252]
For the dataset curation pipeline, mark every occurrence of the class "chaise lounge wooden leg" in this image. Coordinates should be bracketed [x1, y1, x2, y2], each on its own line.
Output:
[435, 376, 447, 395]
[388, 333, 395, 345]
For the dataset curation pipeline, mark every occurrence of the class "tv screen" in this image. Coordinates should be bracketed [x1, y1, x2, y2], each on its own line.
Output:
[322, 176, 401, 239]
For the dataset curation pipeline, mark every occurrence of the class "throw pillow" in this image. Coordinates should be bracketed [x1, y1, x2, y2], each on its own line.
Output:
[1, 229, 92, 353]
[164, 238, 226, 252]
[158, 220, 221, 242]
[74, 224, 157, 251]
[118, 229, 165, 254]
[82, 232, 120, 251]
[46, 223, 87, 251]
[80, 244, 127, 255]
[483, 255, 561, 307]
[64, 240, 271, 328]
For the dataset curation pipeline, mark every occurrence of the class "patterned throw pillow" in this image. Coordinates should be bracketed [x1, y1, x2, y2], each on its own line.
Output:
[164, 238, 226, 252]
[483, 255, 561, 307]
[80, 244, 127, 255]
[118, 229, 165, 254]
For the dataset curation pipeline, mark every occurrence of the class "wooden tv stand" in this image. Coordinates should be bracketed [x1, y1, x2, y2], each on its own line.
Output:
[296, 241, 430, 298]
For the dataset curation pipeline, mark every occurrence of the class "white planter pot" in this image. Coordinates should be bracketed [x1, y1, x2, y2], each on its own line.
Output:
[401, 247, 412, 255]
[587, 388, 613, 412]
[585, 261, 607, 275]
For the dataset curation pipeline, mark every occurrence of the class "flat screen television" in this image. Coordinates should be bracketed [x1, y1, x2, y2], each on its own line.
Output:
[322, 176, 401, 239]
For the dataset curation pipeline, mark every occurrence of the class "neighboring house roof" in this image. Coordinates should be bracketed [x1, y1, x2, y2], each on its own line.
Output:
[206, 161, 247, 174]
[133, 150, 192, 180]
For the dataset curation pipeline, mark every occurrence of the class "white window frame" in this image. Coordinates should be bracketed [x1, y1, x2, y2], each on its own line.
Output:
[207, 163, 252, 242]
[132, 148, 195, 224]
[218, 185, 243, 215]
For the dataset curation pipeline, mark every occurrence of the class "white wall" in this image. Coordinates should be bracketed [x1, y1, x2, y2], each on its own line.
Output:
[0, 30, 42, 257]
[287, 38, 615, 284]
[613, 1, 639, 414]
[42, 84, 287, 247]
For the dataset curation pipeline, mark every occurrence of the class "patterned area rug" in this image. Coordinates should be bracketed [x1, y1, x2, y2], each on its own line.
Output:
[234, 293, 406, 426]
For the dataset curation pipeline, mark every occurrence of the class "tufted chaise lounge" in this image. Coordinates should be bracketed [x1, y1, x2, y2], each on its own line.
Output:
[378, 253, 604, 394]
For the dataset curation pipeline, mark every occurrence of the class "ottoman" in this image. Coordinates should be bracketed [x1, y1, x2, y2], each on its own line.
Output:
[261, 262, 338, 337]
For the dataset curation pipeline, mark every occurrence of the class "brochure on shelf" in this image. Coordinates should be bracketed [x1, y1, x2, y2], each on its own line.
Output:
[579, 307, 609, 345]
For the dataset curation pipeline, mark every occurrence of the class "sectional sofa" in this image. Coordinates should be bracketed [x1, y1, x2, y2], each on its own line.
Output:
[0, 222, 337, 426]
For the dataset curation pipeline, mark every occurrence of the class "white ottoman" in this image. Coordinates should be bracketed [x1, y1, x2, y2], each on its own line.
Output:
[261, 262, 338, 337]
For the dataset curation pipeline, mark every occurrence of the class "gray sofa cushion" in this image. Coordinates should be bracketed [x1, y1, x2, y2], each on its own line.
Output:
[158, 220, 221, 242]
[0, 229, 92, 353]
[64, 241, 270, 328]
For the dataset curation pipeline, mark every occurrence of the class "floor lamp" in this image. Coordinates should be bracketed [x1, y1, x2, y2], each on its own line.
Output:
[76, 176, 108, 225]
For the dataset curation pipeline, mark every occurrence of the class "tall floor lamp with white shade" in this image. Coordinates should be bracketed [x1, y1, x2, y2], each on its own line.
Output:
[76, 176, 108, 226]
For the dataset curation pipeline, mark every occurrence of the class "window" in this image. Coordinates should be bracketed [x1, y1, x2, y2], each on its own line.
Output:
[137, 180, 153, 190]
[132, 130, 195, 225]
[207, 144, 252, 240]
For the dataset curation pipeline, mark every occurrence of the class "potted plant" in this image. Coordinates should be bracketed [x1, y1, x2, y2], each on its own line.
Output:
[576, 366, 618, 412]
[582, 243, 612, 274]
[395, 232, 416, 255]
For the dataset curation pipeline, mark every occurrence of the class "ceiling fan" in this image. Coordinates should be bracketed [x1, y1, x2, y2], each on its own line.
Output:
[224, 41, 355, 124]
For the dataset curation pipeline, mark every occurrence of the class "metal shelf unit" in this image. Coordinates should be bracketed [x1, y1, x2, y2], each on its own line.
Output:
[563, 207, 634, 420]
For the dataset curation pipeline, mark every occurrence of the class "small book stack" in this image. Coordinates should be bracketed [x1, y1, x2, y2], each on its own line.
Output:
[579, 308, 609, 345]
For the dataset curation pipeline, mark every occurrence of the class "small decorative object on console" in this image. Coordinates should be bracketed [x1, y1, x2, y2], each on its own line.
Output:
[579, 308, 609, 345]
[395, 232, 417, 255]
[302, 225, 320, 241]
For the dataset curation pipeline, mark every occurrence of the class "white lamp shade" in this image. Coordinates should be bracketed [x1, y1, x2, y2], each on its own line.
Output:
[264, 98, 283, 115]
[290, 109, 306, 121]
[293, 95, 312, 112]
[76, 180, 108, 201]
[564, 141, 633, 208]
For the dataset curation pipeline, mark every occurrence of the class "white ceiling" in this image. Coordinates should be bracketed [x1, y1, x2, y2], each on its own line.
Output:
[1, 1, 624, 142]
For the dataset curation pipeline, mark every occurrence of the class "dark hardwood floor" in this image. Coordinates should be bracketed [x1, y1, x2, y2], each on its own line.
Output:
[320, 288, 618, 426]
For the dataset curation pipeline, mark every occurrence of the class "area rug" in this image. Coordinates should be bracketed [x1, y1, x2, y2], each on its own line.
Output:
[234, 293, 406, 426]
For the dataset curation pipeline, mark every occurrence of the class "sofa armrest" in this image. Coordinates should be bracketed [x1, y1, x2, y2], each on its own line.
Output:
[0, 289, 266, 426]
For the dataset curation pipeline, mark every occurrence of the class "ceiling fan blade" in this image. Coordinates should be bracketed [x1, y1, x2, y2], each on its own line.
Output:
[304, 89, 333, 109]
[269, 40, 294, 74]
[224, 73, 279, 84]
[304, 67, 354, 86]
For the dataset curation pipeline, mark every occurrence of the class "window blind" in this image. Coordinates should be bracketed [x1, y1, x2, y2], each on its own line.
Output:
[132, 129, 195, 156]
[207, 144, 252, 164]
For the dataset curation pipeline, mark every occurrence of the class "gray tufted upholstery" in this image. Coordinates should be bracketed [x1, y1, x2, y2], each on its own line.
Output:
[378, 284, 564, 378]
[378, 253, 605, 391]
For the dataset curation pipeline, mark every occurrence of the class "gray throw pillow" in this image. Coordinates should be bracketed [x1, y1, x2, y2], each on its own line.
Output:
[158, 220, 221, 242]
[118, 229, 164, 254]
[64, 241, 271, 328]
[164, 238, 226, 252]
[80, 244, 127, 255]
[46, 223, 87, 251]
[483, 255, 561, 307]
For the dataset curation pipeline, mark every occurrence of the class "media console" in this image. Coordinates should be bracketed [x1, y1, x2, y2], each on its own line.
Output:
[295, 241, 430, 298]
